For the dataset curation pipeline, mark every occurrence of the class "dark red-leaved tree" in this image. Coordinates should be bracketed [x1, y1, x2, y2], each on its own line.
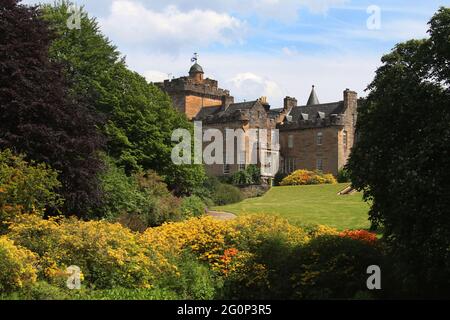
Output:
[0, 0, 105, 216]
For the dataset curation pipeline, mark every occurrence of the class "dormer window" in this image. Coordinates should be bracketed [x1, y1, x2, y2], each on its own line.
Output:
[317, 112, 325, 120]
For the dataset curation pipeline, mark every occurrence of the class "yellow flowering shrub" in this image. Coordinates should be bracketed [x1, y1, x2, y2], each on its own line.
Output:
[0, 236, 38, 292]
[141, 214, 309, 278]
[307, 224, 340, 238]
[7, 214, 176, 289]
[230, 214, 310, 250]
[141, 216, 238, 273]
[280, 169, 337, 186]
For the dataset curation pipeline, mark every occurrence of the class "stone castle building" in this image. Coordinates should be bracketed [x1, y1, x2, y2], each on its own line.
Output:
[156, 62, 357, 178]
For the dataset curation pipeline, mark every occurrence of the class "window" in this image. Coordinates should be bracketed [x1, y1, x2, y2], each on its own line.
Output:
[317, 132, 323, 146]
[239, 163, 246, 171]
[316, 159, 324, 171]
[343, 130, 348, 149]
[288, 135, 294, 149]
[284, 158, 295, 173]
[223, 164, 231, 175]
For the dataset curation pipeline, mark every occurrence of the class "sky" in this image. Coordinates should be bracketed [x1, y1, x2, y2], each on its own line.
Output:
[23, 0, 449, 107]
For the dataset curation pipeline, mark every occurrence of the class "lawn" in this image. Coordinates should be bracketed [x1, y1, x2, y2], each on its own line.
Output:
[213, 183, 371, 230]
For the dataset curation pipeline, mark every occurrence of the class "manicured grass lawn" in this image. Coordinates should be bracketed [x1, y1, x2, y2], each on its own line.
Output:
[213, 183, 371, 230]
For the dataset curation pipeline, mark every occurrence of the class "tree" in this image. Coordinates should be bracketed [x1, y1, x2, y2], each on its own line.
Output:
[42, 1, 206, 195]
[0, 0, 105, 216]
[347, 7, 450, 297]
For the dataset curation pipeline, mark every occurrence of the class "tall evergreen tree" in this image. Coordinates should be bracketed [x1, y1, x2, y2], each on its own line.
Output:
[0, 0, 105, 215]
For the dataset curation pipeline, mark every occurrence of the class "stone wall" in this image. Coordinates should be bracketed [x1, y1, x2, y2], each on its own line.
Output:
[185, 95, 222, 120]
[279, 127, 340, 175]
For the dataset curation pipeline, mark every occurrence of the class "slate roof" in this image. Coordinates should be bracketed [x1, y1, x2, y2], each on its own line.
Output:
[307, 86, 320, 106]
[272, 101, 344, 122]
[270, 101, 346, 129]
[194, 100, 260, 122]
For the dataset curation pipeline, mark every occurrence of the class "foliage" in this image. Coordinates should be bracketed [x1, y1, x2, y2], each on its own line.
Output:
[0, 149, 62, 227]
[181, 196, 206, 218]
[156, 253, 221, 300]
[280, 169, 337, 186]
[339, 230, 378, 245]
[212, 183, 243, 206]
[42, 2, 206, 197]
[97, 157, 183, 230]
[274, 171, 288, 186]
[0, 0, 105, 216]
[287, 235, 384, 299]
[0, 236, 38, 293]
[7, 214, 176, 289]
[231, 165, 261, 186]
[347, 7, 450, 297]
[336, 168, 350, 183]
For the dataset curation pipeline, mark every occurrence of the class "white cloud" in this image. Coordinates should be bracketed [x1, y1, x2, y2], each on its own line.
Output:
[282, 47, 301, 56]
[125, 51, 381, 105]
[148, 0, 350, 22]
[228, 72, 285, 103]
[98, 1, 246, 53]
[143, 70, 168, 83]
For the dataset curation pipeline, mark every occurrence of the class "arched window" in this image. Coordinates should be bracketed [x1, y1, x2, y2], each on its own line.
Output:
[317, 132, 323, 146]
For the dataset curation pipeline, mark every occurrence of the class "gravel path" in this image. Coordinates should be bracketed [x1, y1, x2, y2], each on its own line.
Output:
[206, 210, 237, 221]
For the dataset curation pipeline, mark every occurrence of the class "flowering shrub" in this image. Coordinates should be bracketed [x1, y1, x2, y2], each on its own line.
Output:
[307, 224, 340, 238]
[0, 236, 38, 292]
[288, 235, 384, 299]
[339, 230, 378, 245]
[230, 214, 310, 251]
[141, 216, 238, 274]
[0, 149, 62, 227]
[7, 214, 176, 289]
[280, 169, 337, 186]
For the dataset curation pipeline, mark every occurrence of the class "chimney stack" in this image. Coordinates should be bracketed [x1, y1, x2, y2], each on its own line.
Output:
[222, 95, 234, 110]
[283, 96, 297, 112]
[343, 89, 357, 111]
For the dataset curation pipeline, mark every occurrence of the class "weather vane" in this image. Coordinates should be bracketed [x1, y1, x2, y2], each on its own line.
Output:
[191, 53, 198, 64]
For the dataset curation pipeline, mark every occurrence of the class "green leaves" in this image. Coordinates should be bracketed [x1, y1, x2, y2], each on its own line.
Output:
[347, 8, 450, 297]
[43, 1, 206, 196]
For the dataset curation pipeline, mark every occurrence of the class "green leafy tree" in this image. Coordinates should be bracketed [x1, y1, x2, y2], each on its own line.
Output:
[347, 7, 450, 297]
[42, 1, 206, 196]
[0, 0, 105, 216]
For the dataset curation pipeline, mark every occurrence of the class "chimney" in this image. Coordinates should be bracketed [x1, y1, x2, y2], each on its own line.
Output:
[343, 89, 357, 111]
[283, 96, 297, 112]
[258, 96, 270, 110]
[222, 95, 234, 110]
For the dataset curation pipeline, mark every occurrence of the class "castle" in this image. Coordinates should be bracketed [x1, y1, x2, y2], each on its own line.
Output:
[156, 62, 357, 179]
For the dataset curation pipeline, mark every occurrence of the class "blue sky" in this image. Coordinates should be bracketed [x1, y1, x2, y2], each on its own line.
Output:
[23, 0, 449, 105]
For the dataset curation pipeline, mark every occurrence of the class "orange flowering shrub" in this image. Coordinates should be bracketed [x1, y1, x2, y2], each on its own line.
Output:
[280, 169, 337, 186]
[339, 230, 378, 245]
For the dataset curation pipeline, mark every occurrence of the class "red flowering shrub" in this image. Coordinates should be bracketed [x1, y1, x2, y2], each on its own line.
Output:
[339, 230, 378, 245]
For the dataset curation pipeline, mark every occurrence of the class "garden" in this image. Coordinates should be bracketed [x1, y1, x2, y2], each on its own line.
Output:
[1, 0, 449, 300]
